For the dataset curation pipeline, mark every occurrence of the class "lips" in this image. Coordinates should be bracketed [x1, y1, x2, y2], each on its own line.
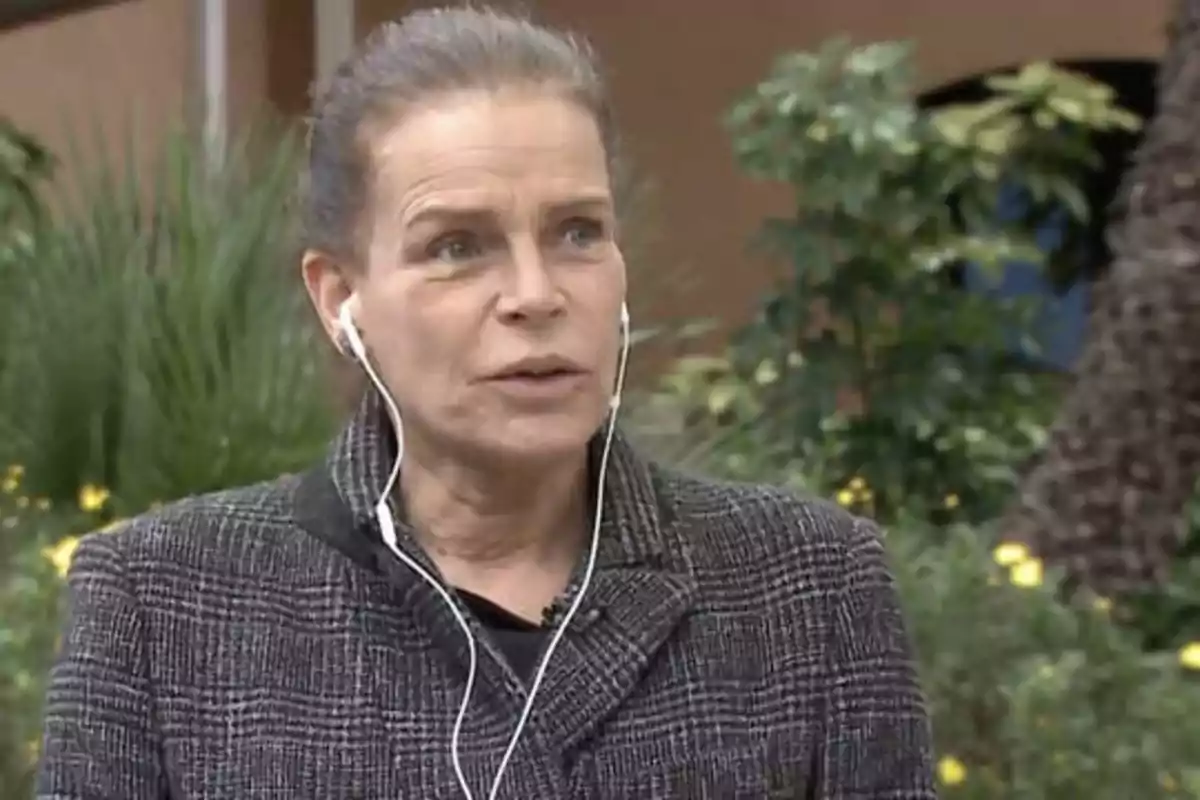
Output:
[488, 356, 587, 382]
[485, 356, 589, 400]
[496, 367, 580, 380]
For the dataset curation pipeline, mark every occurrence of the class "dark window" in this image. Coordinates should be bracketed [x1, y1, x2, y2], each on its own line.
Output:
[959, 184, 1086, 371]
[920, 59, 1157, 372]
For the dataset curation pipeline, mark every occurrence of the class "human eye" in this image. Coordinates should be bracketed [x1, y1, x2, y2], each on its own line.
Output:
[426, 231, 484, 264]
[559, 217, 607, 250]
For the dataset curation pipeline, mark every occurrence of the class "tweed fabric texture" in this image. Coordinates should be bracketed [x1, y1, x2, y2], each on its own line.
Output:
[37, 391, 936, 798]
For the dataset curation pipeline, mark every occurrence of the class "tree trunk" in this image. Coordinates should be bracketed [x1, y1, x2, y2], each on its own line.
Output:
[999, 0, 1200, 594]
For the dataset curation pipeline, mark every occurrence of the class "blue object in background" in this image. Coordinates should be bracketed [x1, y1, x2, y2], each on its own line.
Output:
[960, 183, 1088, 371]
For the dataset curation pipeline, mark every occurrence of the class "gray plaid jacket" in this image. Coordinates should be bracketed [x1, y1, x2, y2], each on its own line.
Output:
[37, 391, 936, 799]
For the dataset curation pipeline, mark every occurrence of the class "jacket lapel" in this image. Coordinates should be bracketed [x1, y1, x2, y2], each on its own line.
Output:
[316, 392, 531, 711]
[528, 435, 698, 754]
[296, 389, 698, 765]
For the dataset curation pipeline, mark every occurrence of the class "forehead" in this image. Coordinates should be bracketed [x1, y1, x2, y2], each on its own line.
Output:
[370, 89, 611, 207]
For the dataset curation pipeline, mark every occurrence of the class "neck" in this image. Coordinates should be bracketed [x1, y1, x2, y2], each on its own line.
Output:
[397, 436, 591, 576]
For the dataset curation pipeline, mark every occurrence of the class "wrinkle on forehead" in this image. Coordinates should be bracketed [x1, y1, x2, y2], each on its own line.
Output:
[395, 179, 614, 225]
[368, 90, 611, 212]
[373, 86, 605, 158]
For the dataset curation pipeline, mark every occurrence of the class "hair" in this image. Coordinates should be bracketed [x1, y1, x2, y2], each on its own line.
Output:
[304, 5, 617, 264]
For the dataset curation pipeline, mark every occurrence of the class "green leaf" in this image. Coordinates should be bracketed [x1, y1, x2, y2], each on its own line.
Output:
[0, 120, 337, 512]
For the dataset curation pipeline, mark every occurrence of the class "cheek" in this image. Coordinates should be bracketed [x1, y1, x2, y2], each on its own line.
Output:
[359, 301, 445, 389]
[384, 315, 459, 379]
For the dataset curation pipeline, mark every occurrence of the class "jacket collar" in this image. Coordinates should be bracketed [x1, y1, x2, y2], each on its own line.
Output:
[296, 391, 699, 747]
[300, 388, 674, 573]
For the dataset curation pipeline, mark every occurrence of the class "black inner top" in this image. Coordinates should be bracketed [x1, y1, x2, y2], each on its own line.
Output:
[457, 589, 548, 684]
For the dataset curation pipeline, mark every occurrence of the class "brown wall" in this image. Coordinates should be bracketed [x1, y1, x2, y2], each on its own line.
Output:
[0, 0, 193, 180]
[358, 0, 1172, 355]
[0, 0, 312, 189]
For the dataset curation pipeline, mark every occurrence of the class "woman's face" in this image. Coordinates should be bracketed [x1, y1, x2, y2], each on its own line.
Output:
[313, 88, 626, 465]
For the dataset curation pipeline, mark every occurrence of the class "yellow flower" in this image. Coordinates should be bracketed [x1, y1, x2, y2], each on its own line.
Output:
[78, 484, 111, 513]
[992, 541, 1029, 567]
[1179, 641, 1200, 670]
[1010, 558, 1044, 588]
[943, 493, 960, 510]
[1093, 596, 1113, 614]
[836, 477, 872, 507]
[753, 359, 779, 386]
[1, 464, 21, 493]
[1161, 773, 1178, 792]
[937, 755, 967, 786]
[42, 536, 81, 577]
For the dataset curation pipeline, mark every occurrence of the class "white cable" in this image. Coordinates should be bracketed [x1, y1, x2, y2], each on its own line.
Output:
[485, 302, 629, 799]
[338, 300, 631, 800]
[340, 301, 477, 797]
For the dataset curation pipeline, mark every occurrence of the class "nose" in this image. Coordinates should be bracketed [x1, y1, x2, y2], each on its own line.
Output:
[495, 239, 564, 325]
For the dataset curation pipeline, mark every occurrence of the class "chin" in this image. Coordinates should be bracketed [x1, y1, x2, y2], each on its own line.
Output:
[485, 413, 604, 465]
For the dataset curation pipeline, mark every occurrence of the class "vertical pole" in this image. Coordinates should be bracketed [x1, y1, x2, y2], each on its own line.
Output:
[199, 0, 228, 170]
[315, 0, 356, 86]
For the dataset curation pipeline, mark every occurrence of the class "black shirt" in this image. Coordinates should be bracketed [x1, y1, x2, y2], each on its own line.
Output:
[458, 589, 548, 683]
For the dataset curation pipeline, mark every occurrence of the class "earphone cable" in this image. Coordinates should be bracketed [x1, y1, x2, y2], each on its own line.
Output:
[338, 300, 630, 800]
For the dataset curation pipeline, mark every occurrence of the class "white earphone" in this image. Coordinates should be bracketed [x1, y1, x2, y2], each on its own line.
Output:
[335, 296, 630, 800]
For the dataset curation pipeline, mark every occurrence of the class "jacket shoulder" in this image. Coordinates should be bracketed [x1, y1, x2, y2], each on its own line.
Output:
[76, 472, 313, 582]
[655, 466, 881, 580]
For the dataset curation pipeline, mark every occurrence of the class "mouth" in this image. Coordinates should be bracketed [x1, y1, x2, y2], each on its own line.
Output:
[488, 357, 588, 382]
[486, 359, 589, 397]
[489, 370, 587, 390]
[492, 367, 584, 381]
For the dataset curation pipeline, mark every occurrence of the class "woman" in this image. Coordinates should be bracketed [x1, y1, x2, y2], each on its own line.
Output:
[37, 7, 935, 799]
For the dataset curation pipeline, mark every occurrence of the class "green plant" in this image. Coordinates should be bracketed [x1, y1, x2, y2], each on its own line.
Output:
[0, 117, 52, 247]
[624, 38, 1200, 796]
[0, 467, 94, 798]
[0, 121, 345, 792]
[636, 42, 1140, 526]
[1121, 483, 1200, 652]
[0, 119, 54, 377]
[0, 123, 338, 516]
[886, 514, 1200, 798]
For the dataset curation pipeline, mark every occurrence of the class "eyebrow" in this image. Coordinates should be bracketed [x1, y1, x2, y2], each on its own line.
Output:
[401, 193, 614, 229]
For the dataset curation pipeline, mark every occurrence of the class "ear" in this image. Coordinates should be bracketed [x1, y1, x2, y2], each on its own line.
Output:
[301, 249, 354, 351]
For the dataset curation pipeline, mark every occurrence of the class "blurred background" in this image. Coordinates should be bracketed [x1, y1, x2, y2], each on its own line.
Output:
[0, 0, 1168, 360]
[3, 1, 1200, 798]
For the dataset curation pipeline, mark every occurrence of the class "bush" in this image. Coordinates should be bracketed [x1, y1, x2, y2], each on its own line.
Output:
[1123, 489, 1200, 652]
[0, 123, 337, 516]
[0, 466, 98, 796]
[0, 118, 53, 380]
[0, 122, 338, 793]
[886, 511, 1200, 798]
[627, 38, 1200, 798]
[633, 41, 1139, 525]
